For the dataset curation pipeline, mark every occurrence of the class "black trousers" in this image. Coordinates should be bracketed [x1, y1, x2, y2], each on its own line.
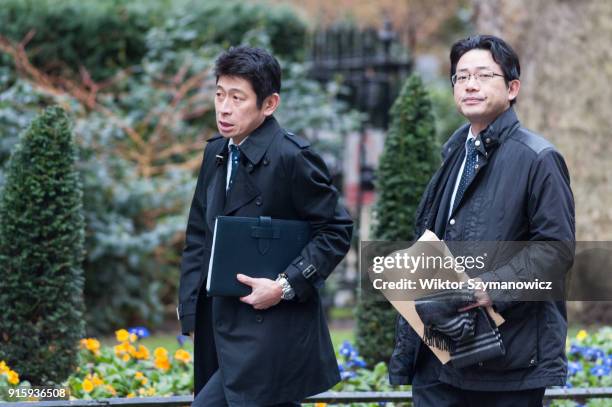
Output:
[412, 381, 546, 407]
[192, 370, 300, 407]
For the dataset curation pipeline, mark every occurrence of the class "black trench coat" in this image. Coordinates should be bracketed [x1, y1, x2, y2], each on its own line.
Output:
[178, 116, 353, 406]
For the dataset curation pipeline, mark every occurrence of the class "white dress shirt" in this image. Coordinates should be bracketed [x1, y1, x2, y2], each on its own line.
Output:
[448, 127, 478, 220]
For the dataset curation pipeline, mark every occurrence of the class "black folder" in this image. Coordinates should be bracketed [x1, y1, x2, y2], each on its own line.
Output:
[206, 216, 311, 296]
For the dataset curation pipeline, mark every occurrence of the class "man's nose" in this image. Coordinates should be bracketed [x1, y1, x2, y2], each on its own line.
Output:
[218, 98, 232, 115]
[465, 75, 480, 90]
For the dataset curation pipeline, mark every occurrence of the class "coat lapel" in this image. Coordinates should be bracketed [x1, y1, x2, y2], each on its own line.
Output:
[223, 165, 260, 215]
[206, 141, 229, 232]
[222, 116, 281, 215]
[446, 109, 520, 219]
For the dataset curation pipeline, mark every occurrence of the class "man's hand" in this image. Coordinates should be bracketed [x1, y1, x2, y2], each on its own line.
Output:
[237, 274, 283, 310]
[458, 278, 492, 312]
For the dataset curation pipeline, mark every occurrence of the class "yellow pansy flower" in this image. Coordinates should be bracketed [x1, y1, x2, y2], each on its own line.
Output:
[134, 371, 148, 384]
[129, 333, 138, 343]
[133, 345, 150, 360]
[7, 370, 19, 385]
[85, 373, 103, 387]
[114, 341, 132, 358]
[105, 385, 117, 396]
[122, 354, 131, 362]
[88, 339, 100, 352]
[126, 344, 137, 357]
[174, 349, 192, 363]
[115, 329, 130, 343]
[153, 347, 168, 359]
[126, 393, 135, 398]
[80, 338, 101, 355]
[82, 378, 94, 393]
[154, 357, 170, 371]
[576, 329, 588, 341]
[0, 361, 9, 374]
[315, 403, 327, 407]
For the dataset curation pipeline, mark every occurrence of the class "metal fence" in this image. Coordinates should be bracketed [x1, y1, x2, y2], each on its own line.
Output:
[308, 20, 412, 130]
[6, 389, 612, 407]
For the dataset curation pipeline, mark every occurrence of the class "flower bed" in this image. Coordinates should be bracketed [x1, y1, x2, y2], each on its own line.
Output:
[69, 328, 193, 398]
[566, 328, 612, 389]
[332, 340, 404, 394]
[1, 328, 193, 400]
[2, 327, 612, 404]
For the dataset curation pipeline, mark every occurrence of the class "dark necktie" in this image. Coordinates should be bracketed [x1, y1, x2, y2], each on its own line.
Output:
[453, 138, 478, 212]
[228, 144, 240, 191]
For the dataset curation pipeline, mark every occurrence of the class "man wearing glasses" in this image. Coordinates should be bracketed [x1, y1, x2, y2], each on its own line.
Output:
[388, 35, 575, 406]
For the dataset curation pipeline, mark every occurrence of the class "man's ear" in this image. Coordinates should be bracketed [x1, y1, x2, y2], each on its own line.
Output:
[262, 93, 280, 117]
[508, 79, 520, 102]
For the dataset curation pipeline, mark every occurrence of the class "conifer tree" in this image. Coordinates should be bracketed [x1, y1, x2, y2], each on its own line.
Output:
[356, 75, 440, 366]
[0, 106, 85, 385]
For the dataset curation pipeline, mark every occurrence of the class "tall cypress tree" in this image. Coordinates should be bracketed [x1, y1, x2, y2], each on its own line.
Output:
[356, 74, 440, 366]
[0, 106, 85, 385]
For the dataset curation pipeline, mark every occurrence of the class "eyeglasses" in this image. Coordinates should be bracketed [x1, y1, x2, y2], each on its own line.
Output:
[451, 70, 505, 86]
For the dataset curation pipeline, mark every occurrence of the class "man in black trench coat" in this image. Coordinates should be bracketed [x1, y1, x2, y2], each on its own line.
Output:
[177, 46, 353, 406]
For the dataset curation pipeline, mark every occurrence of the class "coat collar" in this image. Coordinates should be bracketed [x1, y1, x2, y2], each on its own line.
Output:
[234, 115, 282, 165]
[442, 123, 470, 160]
[441, 107, 521, 160]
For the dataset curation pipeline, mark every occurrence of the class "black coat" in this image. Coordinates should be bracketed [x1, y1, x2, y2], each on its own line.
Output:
[178, 116, 353, 405]
[389, 107, 575, 391]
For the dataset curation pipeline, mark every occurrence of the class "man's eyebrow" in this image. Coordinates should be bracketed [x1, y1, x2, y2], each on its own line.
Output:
[216, 86, 247, 95]
[230, 89, 247, 94]
[457, 66, 494, 72]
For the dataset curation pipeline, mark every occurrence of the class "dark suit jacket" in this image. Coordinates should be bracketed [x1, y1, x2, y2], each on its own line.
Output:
[178, 116, 353, 405]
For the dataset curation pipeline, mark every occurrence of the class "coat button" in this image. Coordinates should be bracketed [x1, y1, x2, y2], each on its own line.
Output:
[263, 158, 270, 166]
[449, 218, 456, 225]
[485, 137, 491, 144]
[255, 314, 263, 323]
[530, 359, 536, 365]
[255, 197, 262, 206]
[475, 164, 479, 169]
[247, 163, 254, 172]
[475, 140, 481, 147]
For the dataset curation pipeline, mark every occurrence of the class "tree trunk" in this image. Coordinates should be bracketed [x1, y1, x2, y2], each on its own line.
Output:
[473, 0, 612, 324]
[473, 0, 612, 241]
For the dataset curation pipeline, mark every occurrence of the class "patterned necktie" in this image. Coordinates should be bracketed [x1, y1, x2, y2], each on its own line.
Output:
[453, 138, 478, 212]
[228, 144, 240, 191]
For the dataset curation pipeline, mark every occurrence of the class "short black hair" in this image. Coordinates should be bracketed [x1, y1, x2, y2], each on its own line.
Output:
[450, 35, 520, 105]
[214, 46, 282, 109]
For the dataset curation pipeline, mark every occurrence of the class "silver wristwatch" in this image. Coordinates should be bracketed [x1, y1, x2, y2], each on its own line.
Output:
[276, 273, 295, 300]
